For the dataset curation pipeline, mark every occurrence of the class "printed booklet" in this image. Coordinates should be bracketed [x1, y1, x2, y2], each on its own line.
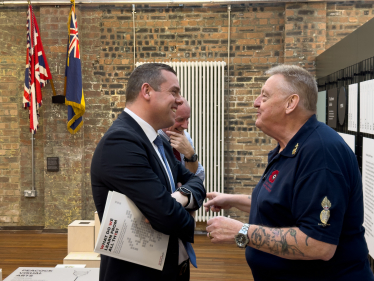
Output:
[94, 191, 169, 270]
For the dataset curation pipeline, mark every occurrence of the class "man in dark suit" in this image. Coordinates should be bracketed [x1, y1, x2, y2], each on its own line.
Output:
[91, 63, 206, 281]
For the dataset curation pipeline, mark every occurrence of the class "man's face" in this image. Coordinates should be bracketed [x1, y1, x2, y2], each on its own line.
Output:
[166, 103, 190, 135]
[254, 74, 289, 135]
[150, 70, 183, 130]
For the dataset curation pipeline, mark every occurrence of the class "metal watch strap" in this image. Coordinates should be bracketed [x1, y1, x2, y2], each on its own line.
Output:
[176, 187, 191, 206]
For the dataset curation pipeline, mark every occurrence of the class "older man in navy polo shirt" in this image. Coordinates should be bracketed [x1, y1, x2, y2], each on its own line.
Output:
[204, 65, 374, 280]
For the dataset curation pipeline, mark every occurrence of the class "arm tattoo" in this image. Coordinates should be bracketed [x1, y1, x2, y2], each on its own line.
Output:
[250, 226, 304, 257]
[305, 236, 309, 246]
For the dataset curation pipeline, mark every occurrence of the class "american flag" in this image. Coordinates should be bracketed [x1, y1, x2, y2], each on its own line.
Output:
[64, 3, 85, 135]
[23, 4, 52, 134]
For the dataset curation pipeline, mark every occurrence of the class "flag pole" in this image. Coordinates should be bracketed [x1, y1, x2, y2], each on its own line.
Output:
[31, 133, 35, 193]
[30, 0, 35, 197]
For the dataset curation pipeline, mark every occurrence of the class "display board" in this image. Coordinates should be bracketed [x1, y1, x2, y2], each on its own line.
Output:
[338, 87, 347, 126]
[360, 80, 374, 134]
[337, 132, 355, 153]
[316, 90, 326, 123]
[363, 137, 374, 258]
[348, 83, 358, 132]
[327, 88, 338, 128]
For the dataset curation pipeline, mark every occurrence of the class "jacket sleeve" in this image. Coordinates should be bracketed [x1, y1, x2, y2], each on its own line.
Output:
[92, 128, 204, 243]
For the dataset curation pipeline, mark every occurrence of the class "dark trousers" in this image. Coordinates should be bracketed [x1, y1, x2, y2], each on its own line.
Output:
[177, 259, 190, 281]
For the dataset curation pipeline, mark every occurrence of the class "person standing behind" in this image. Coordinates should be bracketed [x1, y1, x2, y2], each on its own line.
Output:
[158, 97, 205, 182]
[91, 63, 205, 281]
[204, 64, 374, 281]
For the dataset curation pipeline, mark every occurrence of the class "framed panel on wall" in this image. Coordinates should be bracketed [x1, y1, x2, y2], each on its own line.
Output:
[348, 83, 358, 132]
[327, 88, 338, 129]
[360, 80, 374, 135]
[362, 137, 374, 258]
[316, 90, 326, 123]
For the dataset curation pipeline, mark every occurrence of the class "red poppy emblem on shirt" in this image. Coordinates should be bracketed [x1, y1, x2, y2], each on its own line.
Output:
[269, 170, 279, 183]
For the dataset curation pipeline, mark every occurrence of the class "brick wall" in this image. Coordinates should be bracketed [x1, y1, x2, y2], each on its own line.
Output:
[1, 1, 374, 228]
[0, 6, 24, 225]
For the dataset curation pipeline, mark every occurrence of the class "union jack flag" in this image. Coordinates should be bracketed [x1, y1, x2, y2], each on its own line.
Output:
[23, 4, 52, 134]
[64, 3, 85, 134]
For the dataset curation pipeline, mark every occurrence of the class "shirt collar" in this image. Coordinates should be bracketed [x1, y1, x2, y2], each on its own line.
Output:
[280, 114, 319, 158]
[158, 129, 170, 142]
[124, 108, 158, 143]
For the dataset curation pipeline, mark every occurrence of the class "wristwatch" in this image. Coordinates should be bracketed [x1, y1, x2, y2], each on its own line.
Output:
[184, 153, 198, 162]
[176, 186, 192, 206]
[235, 224, 250, 248]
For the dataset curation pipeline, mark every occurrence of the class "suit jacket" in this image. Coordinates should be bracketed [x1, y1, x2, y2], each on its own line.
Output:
[91, 111, 206, 281]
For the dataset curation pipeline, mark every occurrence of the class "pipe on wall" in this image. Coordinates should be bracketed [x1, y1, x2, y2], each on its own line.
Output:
[2, 0, 268, 5]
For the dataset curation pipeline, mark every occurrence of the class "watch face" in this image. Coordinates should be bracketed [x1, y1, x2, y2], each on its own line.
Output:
[235, 234, 248, 248]
[185, 154, 198, 162]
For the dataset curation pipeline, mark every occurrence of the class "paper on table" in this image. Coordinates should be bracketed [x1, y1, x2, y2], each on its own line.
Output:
[4, 267, 99, 281]
[94, 191, 169, 271]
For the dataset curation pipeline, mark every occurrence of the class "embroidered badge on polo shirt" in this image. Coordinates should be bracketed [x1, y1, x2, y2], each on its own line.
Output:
[319, 196, 331, 227]
[292, 143, 299, 155]
[269, 170, 279, 183]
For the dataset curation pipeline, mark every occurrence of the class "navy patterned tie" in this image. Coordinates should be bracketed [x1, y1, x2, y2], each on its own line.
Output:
[154, 135, 175, 192]
[153, 135, 197, 268]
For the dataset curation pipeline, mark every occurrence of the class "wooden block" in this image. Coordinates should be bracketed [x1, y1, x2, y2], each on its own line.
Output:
[68, 220, 95, 253]
[64, 252, 101, 268]
[94, 211, 100, 246]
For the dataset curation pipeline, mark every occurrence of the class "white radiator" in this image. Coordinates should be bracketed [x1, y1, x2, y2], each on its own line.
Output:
[135, 61, 226, 222]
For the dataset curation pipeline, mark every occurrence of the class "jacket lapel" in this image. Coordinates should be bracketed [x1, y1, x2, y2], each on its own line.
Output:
[119, 111, 172, 193]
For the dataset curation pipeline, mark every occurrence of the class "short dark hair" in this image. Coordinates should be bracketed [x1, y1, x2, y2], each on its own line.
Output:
[125, 63, 177, 104]
[265, 64, 318, 113]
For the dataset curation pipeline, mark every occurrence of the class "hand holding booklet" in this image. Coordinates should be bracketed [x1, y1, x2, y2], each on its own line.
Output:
[94, 191, 169, 270]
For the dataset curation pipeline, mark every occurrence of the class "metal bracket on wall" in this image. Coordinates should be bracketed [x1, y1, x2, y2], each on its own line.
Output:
[24, 190, 37, 197]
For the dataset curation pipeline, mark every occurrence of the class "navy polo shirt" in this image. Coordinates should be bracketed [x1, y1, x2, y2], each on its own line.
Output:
[246, 115, 373, 281]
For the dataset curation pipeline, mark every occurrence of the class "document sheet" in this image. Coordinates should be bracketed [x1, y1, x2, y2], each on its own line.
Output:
[94, 191, 169, 270]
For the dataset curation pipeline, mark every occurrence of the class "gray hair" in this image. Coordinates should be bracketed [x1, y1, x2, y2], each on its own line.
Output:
[125, 63, 177, 104]
[265, 65, 317, 113]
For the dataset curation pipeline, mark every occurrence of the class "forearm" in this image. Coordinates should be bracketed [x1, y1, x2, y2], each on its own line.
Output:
[229, 194, 252, 213]
[184, 161, 198, 174]
[247, 225, 336, 261]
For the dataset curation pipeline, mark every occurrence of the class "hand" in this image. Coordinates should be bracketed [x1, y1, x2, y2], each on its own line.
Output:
[167, 131, 195, 158]
[204, 192, 233, 212]
[172, 190, 189, 207]
[206, 216, 243, 244]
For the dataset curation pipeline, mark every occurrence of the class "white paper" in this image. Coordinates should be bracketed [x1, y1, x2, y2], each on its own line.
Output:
[4, 267, 99, 281]
[360, 81, 367, 133]
[366, 80, 374, 134]
[362, 137, 374, 258]
[360, 80, 374, 134]
[337, 133, 355, 153]
[348, 84, 358, 132]
[94, 191, 169, 271]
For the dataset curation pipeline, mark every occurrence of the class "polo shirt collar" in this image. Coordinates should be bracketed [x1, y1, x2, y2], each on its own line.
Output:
[280, 114, 319, 158]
